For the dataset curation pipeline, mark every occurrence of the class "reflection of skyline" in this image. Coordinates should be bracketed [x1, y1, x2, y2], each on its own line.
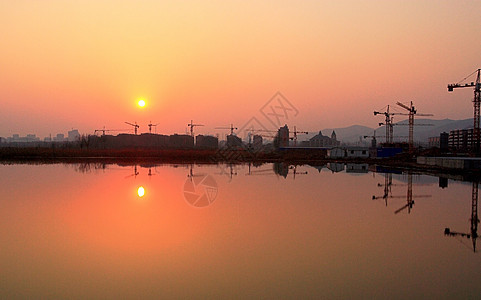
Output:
[3, 162, 481, 298]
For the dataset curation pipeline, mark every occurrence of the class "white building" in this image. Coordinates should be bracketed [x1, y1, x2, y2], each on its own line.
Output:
[345, 147, 369, 158]
[328, 147, 345, 158]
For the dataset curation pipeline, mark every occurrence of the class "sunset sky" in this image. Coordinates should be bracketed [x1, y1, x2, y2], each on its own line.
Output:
[0, 0, 480, 138]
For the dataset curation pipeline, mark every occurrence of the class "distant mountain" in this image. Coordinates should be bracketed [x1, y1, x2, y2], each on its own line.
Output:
[300, 118, 473, 145]
[380, 118, 473, 143]
[306, 125, 375, 144]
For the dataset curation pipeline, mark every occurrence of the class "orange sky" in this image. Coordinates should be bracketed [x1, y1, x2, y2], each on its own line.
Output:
[0, 1, 480, 138]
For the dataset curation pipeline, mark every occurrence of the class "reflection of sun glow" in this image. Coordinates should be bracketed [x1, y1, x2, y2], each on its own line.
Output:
[137, 186, 145, 197]
[138, 99, 146, 107]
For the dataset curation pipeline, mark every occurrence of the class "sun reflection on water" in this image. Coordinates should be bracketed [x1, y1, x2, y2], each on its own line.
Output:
[137, 186, 145, 197]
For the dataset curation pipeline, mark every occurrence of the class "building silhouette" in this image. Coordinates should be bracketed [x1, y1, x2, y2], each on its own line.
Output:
[308, 130, 340, 147]
[277, 125, 289, 148]
[196, 135, 218, 149]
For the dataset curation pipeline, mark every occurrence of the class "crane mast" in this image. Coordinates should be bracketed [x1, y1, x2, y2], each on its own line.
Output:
[374, 105, 394, 144]
[448, 68, 481, 153]
[395, 101, 433, 153]
[187, 120, 204, 137]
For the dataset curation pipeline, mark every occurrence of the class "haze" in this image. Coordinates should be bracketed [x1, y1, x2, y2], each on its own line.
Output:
[0, 1, 479, 138]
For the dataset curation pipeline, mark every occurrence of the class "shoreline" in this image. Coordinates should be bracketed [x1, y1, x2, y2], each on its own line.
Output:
[1, 147, 480, 179]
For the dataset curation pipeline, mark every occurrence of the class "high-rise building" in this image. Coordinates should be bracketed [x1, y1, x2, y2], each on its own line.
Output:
[68, 129, 80, 142]
[277, 125, 289, 148]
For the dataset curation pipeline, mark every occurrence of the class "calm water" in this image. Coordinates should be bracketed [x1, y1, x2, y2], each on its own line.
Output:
[1, 162, 480, 299]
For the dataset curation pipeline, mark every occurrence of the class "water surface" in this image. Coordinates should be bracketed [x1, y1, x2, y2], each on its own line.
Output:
[1, 163, 480, 299]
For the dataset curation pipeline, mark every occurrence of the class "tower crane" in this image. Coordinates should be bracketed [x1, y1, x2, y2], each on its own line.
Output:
[374, 105, 395, 144]
[148, 121, 159, 134]
[215, 124, 238, 135]
[395, 101, 433, 153]
[447, 68, 481, 153]
[244, 128, 278, 143]
[289, 126, 308, 147]
[125, 122, 139, 135]
[94, 128, 128, 136]
[187, 120, 204, 137]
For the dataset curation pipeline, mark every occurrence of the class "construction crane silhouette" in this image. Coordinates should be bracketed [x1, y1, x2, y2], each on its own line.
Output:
[447, 68, 481, 153]
[245, 128, 277, 139]
[374, 105, 396, 144]
[187, 120, 204, 137]
[289, 126, 308, 147]
[395, 101, 433, 153]
[374, 104, 432, 147]
[94, 128, 128, 136]
[215, 124, 238, 135]
[444, 181, 479, 252]
[363, 131, 408, 148]
[125, 122, 139, 135]
[148, 121, 159, 134]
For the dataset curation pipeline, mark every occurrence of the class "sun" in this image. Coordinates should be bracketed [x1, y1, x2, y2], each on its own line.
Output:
[138, 99, 146, 107]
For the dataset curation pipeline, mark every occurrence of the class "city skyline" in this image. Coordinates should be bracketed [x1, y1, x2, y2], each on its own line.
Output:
[1, 1, 479, 138]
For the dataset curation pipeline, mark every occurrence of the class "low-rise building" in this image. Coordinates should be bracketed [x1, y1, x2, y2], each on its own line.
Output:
[345, 147, 369, 158]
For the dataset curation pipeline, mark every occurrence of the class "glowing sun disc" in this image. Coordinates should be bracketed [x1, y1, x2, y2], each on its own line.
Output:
[137, 186, 145, 197]
[138, 100, 146, 107]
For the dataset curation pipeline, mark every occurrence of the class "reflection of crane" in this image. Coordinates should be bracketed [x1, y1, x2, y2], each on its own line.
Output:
[444, 181, 479, 252]
[216, 164, 238, 182]
[125, 165, 139, 179]
[187, 164, 205, 181]
[448, 69, 481, 153]
[372, 172, 431, 212]
[395, 101, 433, 153]
[394, 173, 432, 214]
[289, 126, 308, 147]
[125, 122, 140, 135]
[148, 121, 159, 134]
[215, 124, 238, 135]
[289, 165, 308, 179]
[372, 173, 393, 206]
[187, 120, 204, 137]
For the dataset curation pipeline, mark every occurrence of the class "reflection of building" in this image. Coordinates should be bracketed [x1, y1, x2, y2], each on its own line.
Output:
[327, 163, 344, 173]
[196, 135, 218, 149]
[273, 162, 289, 178]
[309, 131, 340, 147]
[346, 163, 368, 173]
